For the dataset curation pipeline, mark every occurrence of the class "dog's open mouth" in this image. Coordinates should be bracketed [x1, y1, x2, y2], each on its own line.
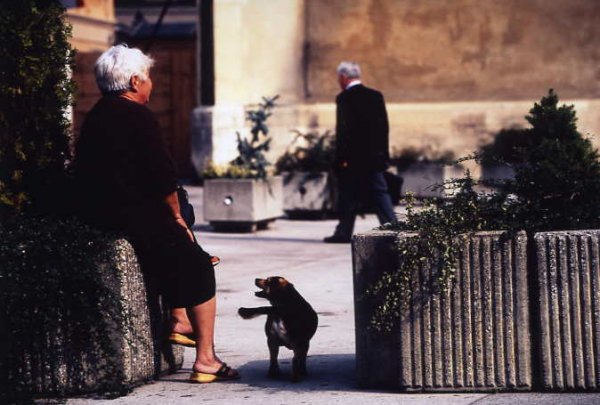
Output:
[255, 289, 268, 298]
[255, 278, 268, 298]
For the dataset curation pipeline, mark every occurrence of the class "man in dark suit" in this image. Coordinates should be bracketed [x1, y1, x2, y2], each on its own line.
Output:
[324, 61, 396, 243]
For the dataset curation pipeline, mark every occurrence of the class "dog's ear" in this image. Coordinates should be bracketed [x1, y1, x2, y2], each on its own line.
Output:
[266, 277, 293, 300]
[272, 277, 290, 289]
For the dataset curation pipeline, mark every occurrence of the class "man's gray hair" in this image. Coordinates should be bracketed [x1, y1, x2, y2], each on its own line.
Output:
[336, 61, 361, 78]
[94, 44, 155, 94]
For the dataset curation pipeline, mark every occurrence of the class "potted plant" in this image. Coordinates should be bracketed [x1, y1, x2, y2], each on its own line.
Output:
[352, 90, 600, 391]
[202, 96, 284, 232]
[274, 129, 336, 218]
[391, 147, 463, 199]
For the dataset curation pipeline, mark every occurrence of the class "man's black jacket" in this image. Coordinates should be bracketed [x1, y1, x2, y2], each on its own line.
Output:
[335, 84, 390, 172]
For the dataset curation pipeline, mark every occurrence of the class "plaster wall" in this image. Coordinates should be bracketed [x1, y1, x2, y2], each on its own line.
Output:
[67, 0, 115, 52]
[306, 0, 600, 103]
[214, 0, 305, 104]
[195, 0, 600, 177]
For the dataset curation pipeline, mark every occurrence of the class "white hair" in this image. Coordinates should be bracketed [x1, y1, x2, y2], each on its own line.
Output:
[94, 44, 155, 94]
[336, 61, 361, 78]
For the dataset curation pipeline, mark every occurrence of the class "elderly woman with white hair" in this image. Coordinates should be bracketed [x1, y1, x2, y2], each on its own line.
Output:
[73, 45, 239, 383]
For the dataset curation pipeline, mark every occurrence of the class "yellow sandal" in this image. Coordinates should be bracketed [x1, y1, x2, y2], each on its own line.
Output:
[168, 332, 196, 347]
[189, 363, 240, 383]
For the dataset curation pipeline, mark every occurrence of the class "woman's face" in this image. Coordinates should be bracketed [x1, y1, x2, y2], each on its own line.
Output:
[137, 72, 153, 104]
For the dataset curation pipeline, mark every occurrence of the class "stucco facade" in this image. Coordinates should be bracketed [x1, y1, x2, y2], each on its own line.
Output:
[67, 0, 115, 52]
[192, 0, 600, 176]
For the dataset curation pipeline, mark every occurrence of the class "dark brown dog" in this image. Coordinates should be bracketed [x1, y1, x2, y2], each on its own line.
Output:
[238, 276, 318, 382]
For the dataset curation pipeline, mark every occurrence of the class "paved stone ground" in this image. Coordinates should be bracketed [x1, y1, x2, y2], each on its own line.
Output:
[65, 186, 600, 405]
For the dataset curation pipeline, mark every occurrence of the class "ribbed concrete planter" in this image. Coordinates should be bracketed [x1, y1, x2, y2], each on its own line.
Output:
[203, 177, 284, 231]
[535, 230, 600, 391]
[353, 230, 531, 391]
[281, 171, 334, 217]
[399, 163, 464, 198]
[10, 239, 183, 396]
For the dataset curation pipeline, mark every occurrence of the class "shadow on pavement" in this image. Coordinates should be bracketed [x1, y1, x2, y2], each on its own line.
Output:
[236, 353, 359, 392]
[159, 354, 359, 393]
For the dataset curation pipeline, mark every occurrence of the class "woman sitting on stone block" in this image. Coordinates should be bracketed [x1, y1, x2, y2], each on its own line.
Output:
[73, 44, 239, 383]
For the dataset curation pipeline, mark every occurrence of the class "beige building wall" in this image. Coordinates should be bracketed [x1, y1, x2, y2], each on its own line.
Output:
[195, 0, 600, 176]
[67, 0, 115, 52]
[214, 0, 305, 105]
[66, 0, 116, 137]
[306, 0, 600, 103]
[197, 0, 306, 168]
[299, 0, 600, 171]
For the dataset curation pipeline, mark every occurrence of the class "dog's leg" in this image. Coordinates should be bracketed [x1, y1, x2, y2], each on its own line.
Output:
[238, 306, 274, 319]
[291, 342, 309, 382]
[267, 337, 280, 378]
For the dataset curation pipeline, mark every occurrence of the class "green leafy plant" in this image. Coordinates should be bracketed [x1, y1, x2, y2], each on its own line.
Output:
[368, 89, 600, 332]
[503, 89, 600, 231]
[204, 95, 279, 180]
[478, 127, 529, 166]
[275, 129, 335, 174]
[0, 1, 75, 220]
[390, 146, 456, 172]
[0, 3, 142, 402]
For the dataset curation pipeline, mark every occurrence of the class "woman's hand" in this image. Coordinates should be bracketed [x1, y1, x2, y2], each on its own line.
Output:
[165, 191, 194, 242]
[175, 216, 194, 242]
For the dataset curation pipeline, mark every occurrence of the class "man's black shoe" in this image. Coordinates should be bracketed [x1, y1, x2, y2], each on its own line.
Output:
[323, 235, 351, 243]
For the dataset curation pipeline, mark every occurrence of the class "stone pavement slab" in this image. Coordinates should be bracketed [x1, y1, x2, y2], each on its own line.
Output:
[64, 186, 600, 405]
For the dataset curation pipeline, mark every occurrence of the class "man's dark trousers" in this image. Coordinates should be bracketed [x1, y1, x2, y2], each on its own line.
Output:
[333, 169, 396, 239]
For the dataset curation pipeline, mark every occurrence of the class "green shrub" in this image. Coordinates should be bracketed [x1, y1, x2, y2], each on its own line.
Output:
[505, 89, 600, 231]
[0, 1, 75, 220]
[369, 90, 600, 332]
[0, 216, 132, 402]
[275, 129, 335, 173]
[204, 95, 279, 180]
[478, 127, 529, 166]
[390, 146, 456, 172]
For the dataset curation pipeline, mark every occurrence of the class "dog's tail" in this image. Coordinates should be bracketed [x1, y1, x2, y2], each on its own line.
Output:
[238, 307, 273, 319]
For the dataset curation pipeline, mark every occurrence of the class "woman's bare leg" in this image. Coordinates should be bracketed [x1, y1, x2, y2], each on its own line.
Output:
[171, 308, 193, 335]
[186, 296, 224, 373]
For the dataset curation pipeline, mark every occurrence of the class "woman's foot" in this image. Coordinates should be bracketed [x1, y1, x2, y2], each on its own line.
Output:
[190, 361, 240, 383]
[169, 310, 195, 346]
[168, 332, 196, 347]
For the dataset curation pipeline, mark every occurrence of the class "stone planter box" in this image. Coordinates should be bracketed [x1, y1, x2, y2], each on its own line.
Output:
[480, 164, 515, 183]
[399, 163, 464, 198]
[6, 239, 183, 397]
[281, 171, 334, 218]
[352, 230, 531, 391]
[535, 230, 600, 391]
[477, 164, 516, 193]
[203, 176, 284, 231]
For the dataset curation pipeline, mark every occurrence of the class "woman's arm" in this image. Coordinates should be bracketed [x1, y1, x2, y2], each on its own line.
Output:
[165, 190, 194, 242]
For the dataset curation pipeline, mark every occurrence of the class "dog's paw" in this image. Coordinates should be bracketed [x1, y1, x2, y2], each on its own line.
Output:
[267, 367, 281, 379]
[238, 307, 253, 319]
